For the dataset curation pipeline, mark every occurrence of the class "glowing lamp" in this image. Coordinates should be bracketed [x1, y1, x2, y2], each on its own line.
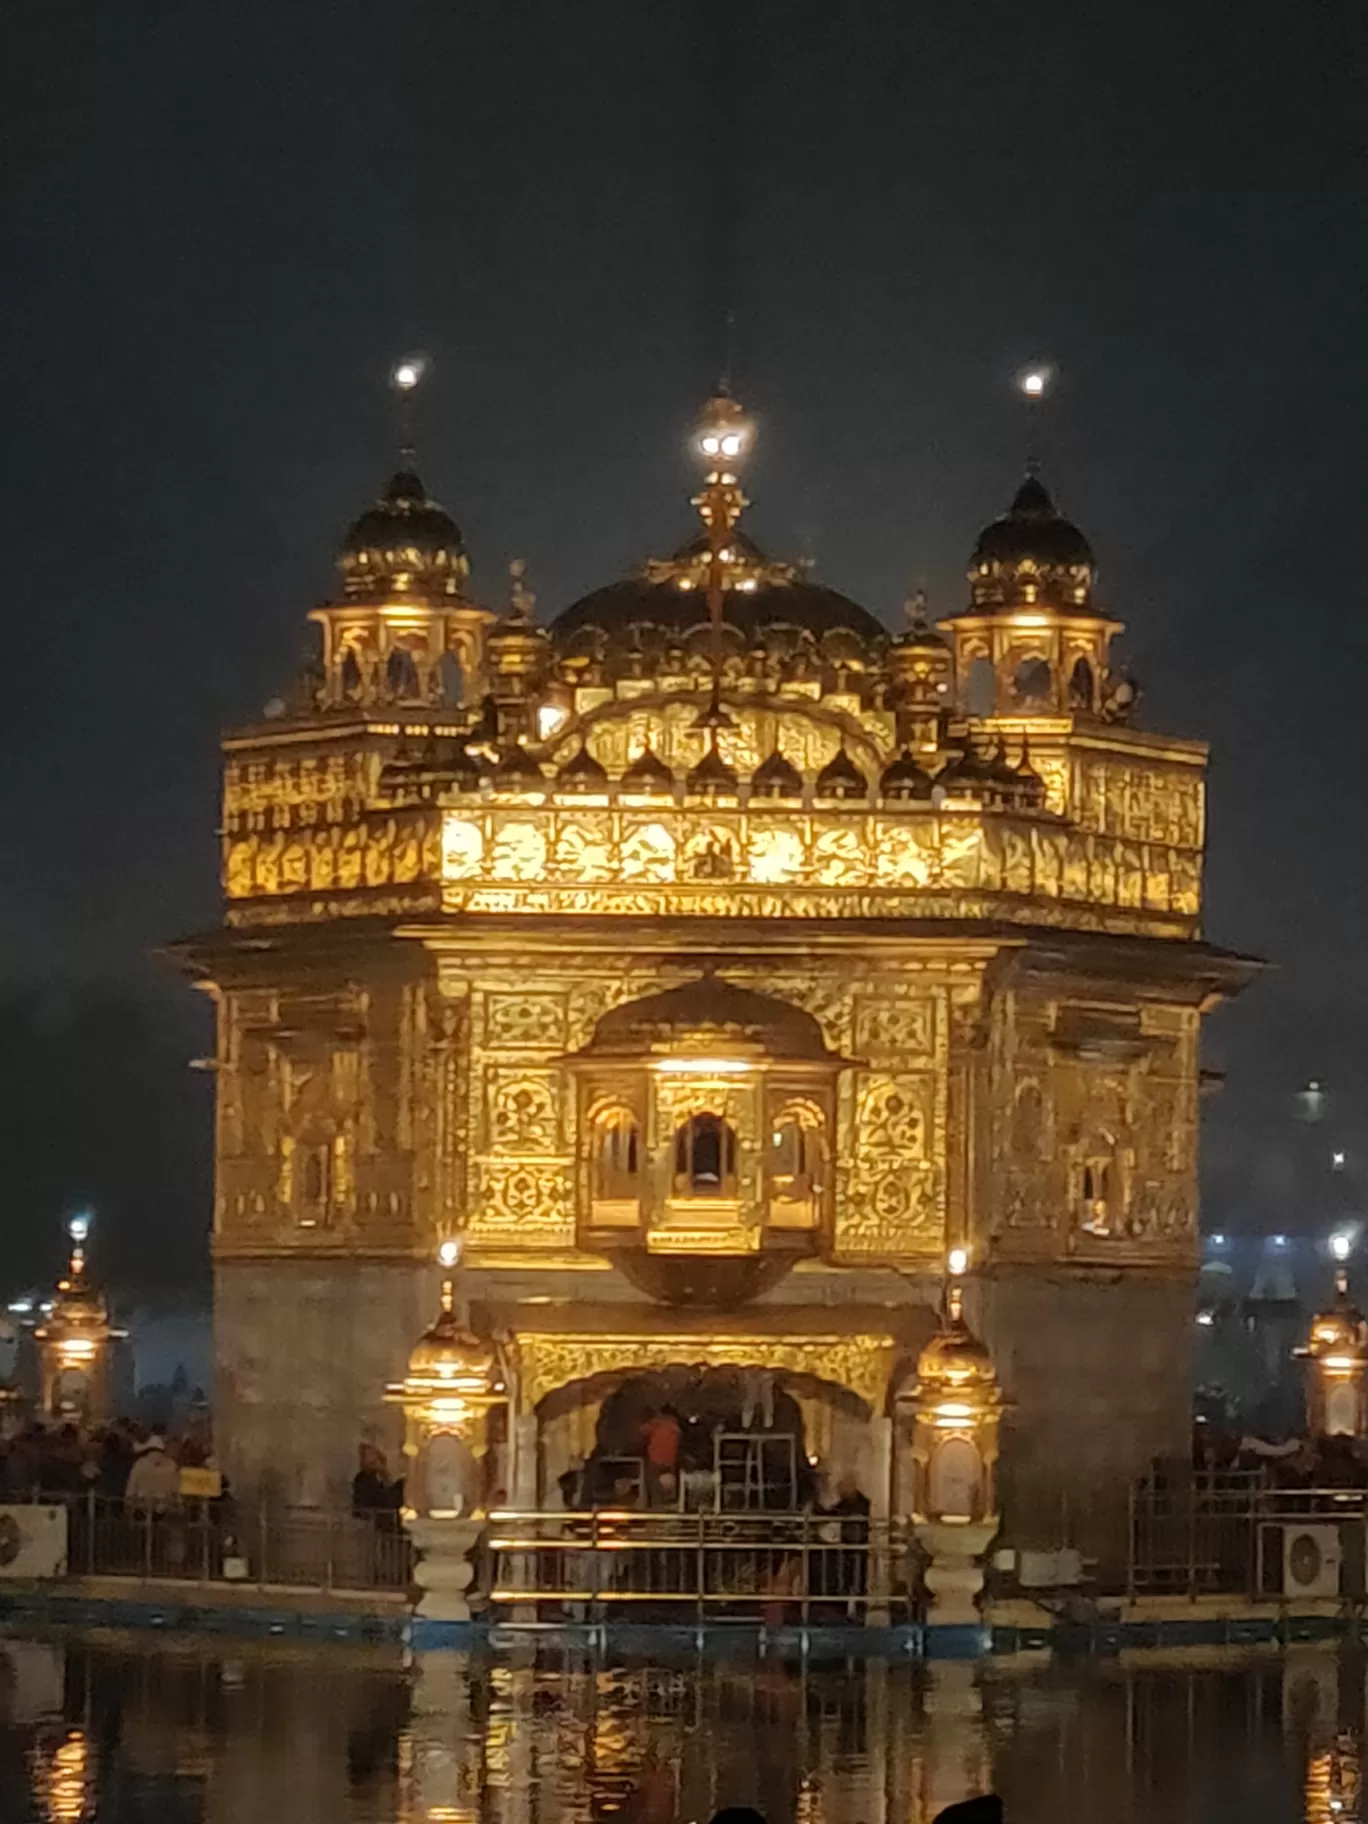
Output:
[1332, 1231, 1355, 1263]
[1296, 1268, 1368, 1439]
[905, 1283, 1005, 1528]
[1018, 366, 1051, 398]
[694, 394, 753, 469]
[391, 356, 427, 392]
[947, 1245, 969, 1279]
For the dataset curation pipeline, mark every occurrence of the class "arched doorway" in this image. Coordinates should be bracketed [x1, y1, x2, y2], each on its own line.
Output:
[537, 1362, 874, 1515]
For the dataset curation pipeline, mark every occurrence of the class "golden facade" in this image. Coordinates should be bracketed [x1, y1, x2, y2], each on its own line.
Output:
[175, 404, 1255, 1540]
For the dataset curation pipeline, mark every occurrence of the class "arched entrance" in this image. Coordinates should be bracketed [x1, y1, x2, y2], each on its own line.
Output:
[531, 1354, 882, 1516]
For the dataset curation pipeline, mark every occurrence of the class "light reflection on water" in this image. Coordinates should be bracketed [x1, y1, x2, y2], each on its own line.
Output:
[0, 1632, 1359, 1824]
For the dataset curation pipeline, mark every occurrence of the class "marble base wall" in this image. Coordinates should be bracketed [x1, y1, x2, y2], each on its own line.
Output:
[214, 1259, 429, 1510]
[971, 1267, 1194, 1572]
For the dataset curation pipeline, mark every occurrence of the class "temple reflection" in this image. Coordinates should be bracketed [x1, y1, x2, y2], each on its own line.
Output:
[0, 1631, 1361, 1823]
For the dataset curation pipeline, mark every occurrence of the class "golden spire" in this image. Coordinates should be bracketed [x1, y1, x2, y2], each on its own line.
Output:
[690, 393, 753, 724]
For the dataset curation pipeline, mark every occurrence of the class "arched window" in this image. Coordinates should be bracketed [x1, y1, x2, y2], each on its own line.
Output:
[340, 649, 363, 701]
[673, 1112, 737, 1197]
[1012, 656, 1053, 708]
[965, 655, 996, 716]
[1068, 655, 1095, 711]
[1079, 1143, 1116, 1236]
[769, 1104, 825, 1228]
[592, 1108, 641, 1219]
[386, 648, 421, 701]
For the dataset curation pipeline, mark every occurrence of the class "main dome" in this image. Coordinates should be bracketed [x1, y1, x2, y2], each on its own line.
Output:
[549, 530, 887, 661]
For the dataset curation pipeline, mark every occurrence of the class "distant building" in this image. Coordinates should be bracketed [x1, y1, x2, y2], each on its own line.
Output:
[170, 396, 1256, 1554]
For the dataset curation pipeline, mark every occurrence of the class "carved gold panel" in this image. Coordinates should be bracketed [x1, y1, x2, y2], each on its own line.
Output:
[515, 1331, 897, 1414]
[483, 993, 567, 1052]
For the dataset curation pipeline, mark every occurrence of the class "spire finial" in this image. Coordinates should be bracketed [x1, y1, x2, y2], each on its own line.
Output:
[690, 393, 754, 723]
[390, 354, 429, 466]
[904, 585, 930, 632]
[507, 558, 536, 626]
[1015, 364, 1053, 480]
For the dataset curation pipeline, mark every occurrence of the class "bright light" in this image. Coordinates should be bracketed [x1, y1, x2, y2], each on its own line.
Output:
[720, 433, 743, 458]
[437, 1238, 461, 1270]
[1331, 1232, 1354, 1262]
[1209, 1233, 1227, 1248]
[537, 703, 569, 740]
[67, 1212, 91, 1244]
[1270, 1233, 1290, 1249]
[392, 356, 427, 392]
[947, 1246, 969, 1278]
[1333, 1150, 1347, 1169]
[1018, 366, 1051, 398]
[1196, 1310, 1215, 1327]
[700, 434, 721, 457]
[7, 1299, 32, 1317]
[650, 1057, 757, 1075]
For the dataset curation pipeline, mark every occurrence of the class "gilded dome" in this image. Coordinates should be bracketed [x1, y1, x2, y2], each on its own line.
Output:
[586, 978, 832, 1062]
[968, 474, 1095, 612]
[337, 468, 468, 603]
[550, 531, 886, 662]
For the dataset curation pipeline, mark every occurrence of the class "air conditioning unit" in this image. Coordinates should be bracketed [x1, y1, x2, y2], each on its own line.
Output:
[0, 1506, 68, 1579]
[1283, 1523, 1342, 1600]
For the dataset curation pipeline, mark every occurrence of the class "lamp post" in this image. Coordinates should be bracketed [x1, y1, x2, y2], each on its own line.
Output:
[1296, 1266, 1368, 1440]
[386, 1239, 507, 1629]
[905, 1248, 1006, 1634]
[33, 1213, 122, 1426]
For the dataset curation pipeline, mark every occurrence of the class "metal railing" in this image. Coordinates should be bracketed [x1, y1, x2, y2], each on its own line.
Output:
[486, 1508, 915, 1625]
[51, 1494, 412, 1594]
[1127, 1472, 1368, 1600]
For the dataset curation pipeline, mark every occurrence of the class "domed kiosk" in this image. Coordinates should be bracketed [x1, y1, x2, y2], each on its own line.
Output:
[568, 977, 847, 1308]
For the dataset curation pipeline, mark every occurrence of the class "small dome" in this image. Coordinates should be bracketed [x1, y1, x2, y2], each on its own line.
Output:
[338, 468, 468, 603]
[934, 741, 989, 796]
[491, 744, 545, 791]
[972, 475, 1094, 569]
[915, 1309, 999, 1396]
[403, 1292, 503, 1395]
[621, 745, 675, 796]
[968, 474, 1095, 613]
[686, 737, 740, 799]
[555, 742, 608, 793]
[751, 747, 804, 800]
[815, 745, 869, 801]
[879, 747, 934, 802]
[587, 977, 833, 1062]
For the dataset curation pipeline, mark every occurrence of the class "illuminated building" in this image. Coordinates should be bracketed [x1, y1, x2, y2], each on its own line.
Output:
[172, 392, 1255, 1553]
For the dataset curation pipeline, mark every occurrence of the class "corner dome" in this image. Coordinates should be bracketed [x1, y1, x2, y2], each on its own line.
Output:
[337, 468, 468, 603]
[586, 978, 832, 1063]
[968, 473, 1095, 613]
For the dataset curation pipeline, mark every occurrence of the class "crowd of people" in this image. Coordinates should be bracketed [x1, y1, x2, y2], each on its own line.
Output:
[0, 1416, 218, 1512]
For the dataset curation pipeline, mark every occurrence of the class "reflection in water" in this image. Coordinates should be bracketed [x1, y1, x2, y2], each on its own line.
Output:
[0, 1630, 1357, 1823]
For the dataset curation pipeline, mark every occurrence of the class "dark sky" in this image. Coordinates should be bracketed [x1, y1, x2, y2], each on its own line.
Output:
[4, 0, 1367, 1289]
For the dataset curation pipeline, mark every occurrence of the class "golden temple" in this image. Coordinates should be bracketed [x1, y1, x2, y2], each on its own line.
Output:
[173, 391, 1256, 1551]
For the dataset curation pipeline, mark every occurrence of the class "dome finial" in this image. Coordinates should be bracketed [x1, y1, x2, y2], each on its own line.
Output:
[691, 393, 754, 723]
[390, 353, 429, 466]
[507, 557, 537, 627]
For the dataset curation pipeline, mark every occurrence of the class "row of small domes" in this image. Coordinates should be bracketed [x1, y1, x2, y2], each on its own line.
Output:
[389, 734, 1045, 807]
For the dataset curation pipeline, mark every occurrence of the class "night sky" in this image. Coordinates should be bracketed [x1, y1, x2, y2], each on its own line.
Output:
[4, 1, 1367, 1294]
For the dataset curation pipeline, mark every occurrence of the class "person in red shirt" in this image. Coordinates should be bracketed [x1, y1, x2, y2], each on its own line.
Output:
[640, 1406, 681, 1503]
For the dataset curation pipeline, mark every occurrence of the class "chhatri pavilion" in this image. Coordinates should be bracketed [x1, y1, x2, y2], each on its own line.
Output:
[172, 391, 1255, 1548]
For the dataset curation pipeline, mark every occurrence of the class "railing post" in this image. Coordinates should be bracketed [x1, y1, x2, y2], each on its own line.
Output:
[696, 1502, 707, 1634]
